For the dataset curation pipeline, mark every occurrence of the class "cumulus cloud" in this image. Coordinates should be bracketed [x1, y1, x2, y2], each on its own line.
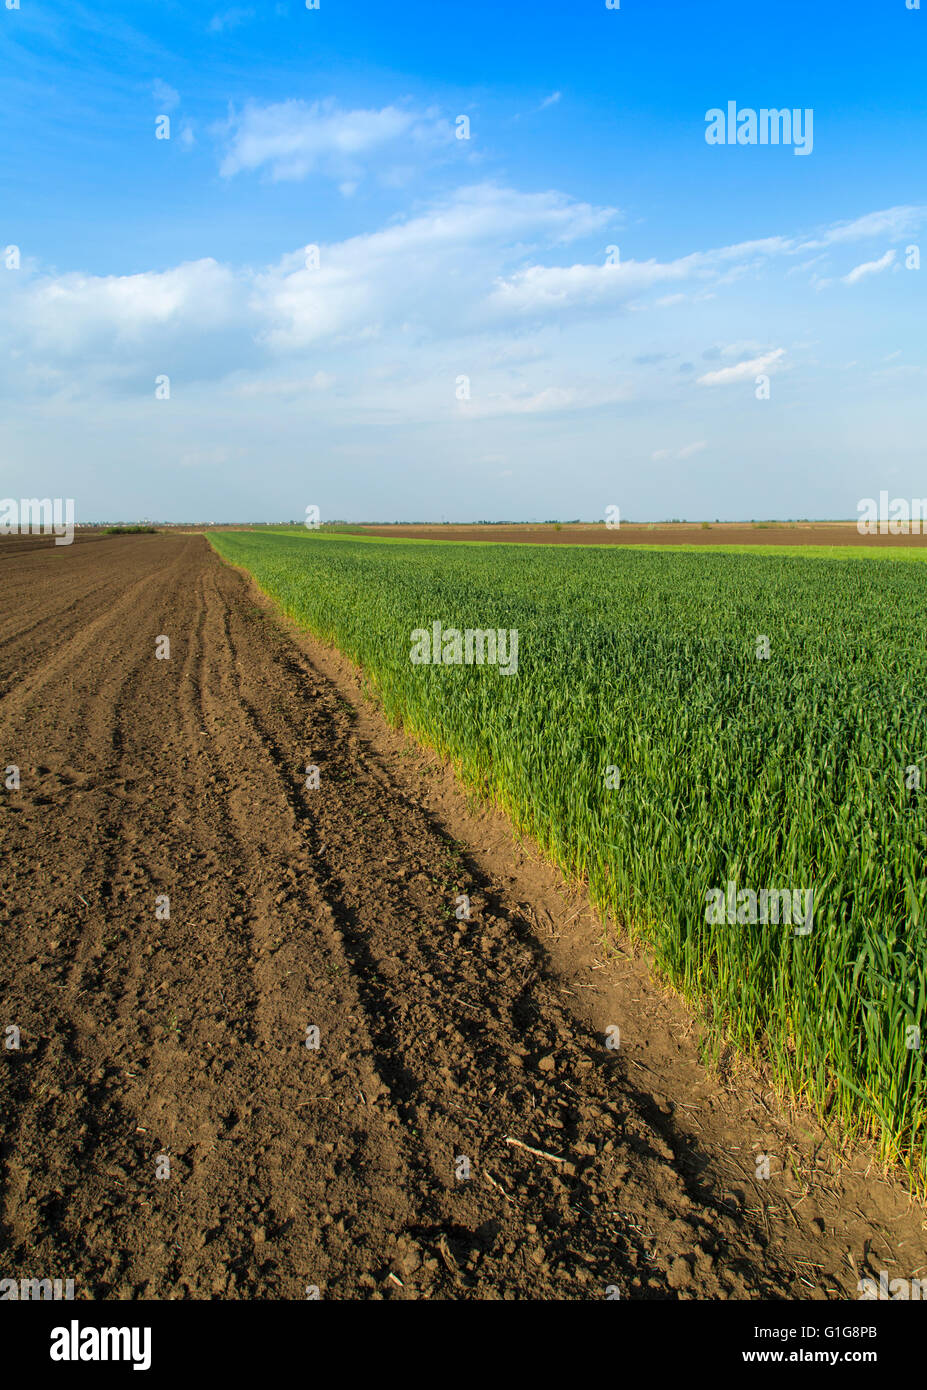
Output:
[19, 259, 242, 356]
[0, 184, 620, 399]
[252, 183, 617, 349]
[0, 196, 910, 418]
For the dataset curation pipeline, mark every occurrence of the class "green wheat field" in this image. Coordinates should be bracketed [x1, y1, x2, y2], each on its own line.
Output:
[211, 529, 927, 1185]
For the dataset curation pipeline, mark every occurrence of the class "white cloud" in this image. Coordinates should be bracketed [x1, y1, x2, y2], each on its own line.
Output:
[697, 349, 785, 386]
[540, 91, 562, 109]
[483, 228, 824, 321]
[710, 235, 794, 262]
[800, 206, 925, 250]
[488, 256, 695, 315]
[0, 195, 912, 432]
[0, 183, 619, 392]
[842, 248, 896, 284]
[18, 259, 243, 356]
[253, 183, 616, 349]
[217, 98, 449, 182]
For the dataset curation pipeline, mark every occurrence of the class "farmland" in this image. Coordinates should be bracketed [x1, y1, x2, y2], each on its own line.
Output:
[212, 529, 927, 1184]
[2, 529, 925, 1304]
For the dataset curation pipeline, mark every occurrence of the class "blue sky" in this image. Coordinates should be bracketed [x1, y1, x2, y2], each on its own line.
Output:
[0, 0, 924, 522]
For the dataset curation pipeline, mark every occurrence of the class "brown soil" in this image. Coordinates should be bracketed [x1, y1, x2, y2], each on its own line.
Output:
[342, 521, 927, 548]
[0, 533, 923, 1300]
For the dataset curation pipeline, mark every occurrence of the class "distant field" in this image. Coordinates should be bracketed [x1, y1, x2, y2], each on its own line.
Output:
[314, 520, 927, 549]
[212, 528, 927, 1184]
